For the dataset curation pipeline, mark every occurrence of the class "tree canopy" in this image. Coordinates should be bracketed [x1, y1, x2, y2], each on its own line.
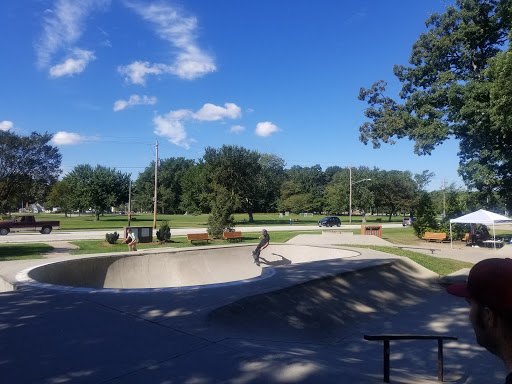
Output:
[358, 0, 512, 209]
[63, 164, 130, 220]
[0, 130, 61, 213]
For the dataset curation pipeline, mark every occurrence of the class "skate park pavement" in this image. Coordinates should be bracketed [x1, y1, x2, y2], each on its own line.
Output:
[0, 232, 510, 383]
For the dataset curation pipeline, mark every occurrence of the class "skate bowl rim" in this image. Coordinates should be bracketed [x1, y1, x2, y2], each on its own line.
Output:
[15, 244, 360, 293]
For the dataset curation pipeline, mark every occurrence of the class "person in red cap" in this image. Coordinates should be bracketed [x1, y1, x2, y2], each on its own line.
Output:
[447, 258, 512, 383]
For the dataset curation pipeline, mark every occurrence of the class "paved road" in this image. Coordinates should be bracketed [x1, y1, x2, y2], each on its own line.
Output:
[0, 223, 403, 243]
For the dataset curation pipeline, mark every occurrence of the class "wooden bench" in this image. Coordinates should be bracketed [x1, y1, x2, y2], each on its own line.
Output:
[223, 231, 242, 242]
[187, 233, 211, 243]
[421, 232, 447, 243]
[364, 334, 458, 383]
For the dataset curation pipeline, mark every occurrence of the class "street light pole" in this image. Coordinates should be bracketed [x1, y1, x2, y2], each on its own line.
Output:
[349, 165, 352, 224]
[349, 171, 371, 224]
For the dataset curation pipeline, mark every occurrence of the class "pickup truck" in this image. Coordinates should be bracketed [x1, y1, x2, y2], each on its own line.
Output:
[0, 215, 60, 235]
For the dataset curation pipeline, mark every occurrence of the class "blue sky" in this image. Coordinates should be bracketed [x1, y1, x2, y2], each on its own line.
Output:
[1, 0, 462, 191]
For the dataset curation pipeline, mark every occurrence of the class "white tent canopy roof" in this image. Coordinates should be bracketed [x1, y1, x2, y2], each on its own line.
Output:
[449, 209, 512, 225]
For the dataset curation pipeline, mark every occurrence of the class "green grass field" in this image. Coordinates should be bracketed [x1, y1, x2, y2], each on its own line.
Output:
[9, 212, 404, 230]
[0, 243, 53, 261]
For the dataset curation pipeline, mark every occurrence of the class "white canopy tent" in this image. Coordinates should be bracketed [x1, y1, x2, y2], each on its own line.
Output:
[449, 209, 512, 248]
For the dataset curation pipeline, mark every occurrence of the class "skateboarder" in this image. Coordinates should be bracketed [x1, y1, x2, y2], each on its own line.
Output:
[122, 228, 138, 251]
[252, 229, 269, 266]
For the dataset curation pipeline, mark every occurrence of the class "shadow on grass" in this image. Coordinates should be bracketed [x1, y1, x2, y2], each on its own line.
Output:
[0, 244, 52, 261]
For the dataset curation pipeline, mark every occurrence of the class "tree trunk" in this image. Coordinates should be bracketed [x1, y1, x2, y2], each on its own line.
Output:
[95, 212, 100, 221]
[248, 210, 254, 223]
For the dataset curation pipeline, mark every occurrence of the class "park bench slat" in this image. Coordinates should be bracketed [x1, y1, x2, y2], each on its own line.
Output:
[223, 231, 242, 241]
[187, 233, 211, 243]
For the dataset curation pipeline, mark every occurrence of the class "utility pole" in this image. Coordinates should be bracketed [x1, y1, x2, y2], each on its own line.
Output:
[442, 177, 446, 218]
[153, 140, 158, 229]
[128, 180, 132, 227]
[349, 164, 352, 224]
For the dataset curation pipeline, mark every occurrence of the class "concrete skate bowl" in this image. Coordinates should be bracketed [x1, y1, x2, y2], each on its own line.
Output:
[18, 244, 360, 292]
[209, 258, 442, 343]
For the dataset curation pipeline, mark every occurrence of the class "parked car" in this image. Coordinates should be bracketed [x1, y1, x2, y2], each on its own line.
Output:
[318, 216, 341, 227]
[402, 217, 416, 226]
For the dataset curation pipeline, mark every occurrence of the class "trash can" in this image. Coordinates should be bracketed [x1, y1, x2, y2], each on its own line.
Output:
[361, 225, 382, 238]
[123, 226, 153, 243]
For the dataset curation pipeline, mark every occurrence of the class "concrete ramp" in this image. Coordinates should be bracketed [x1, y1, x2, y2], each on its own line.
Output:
[20, 244, 359, 290]
[209, 258, 441, 343]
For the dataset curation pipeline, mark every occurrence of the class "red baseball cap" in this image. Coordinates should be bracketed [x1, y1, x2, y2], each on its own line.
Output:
[447, 258, 512, 312]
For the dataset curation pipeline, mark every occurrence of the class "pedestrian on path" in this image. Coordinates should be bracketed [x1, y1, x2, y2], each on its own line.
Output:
[252, 229, 269, 266]
[122, 229, 138, 251]
[447, 258, 512, 383]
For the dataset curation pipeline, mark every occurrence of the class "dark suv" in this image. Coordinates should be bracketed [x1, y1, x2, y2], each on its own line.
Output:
[318, 216, 341, 227]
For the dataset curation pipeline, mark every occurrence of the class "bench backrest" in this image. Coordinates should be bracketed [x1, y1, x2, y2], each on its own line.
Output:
[223, 231, 242, 238]
[424, 232, 446, 239]
[187, 233, 209, 240]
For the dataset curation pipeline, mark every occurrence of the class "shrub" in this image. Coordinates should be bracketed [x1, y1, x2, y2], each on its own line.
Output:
[156, 221, 171, 243]
[105, 232, 119, 244]
[207, 189, 235, 239]
[413, 192, 439, 237]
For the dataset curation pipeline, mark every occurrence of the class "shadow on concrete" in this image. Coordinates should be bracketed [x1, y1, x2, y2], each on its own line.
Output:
[259, 252, 292, 266]
[0, 256, 506, 383]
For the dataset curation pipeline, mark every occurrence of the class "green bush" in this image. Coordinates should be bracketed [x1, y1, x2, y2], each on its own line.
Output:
[413, 192, 439, 237]
[105, 232, 119, 244]
[156, 221, 171, 243]
[207, 189, 235, 239]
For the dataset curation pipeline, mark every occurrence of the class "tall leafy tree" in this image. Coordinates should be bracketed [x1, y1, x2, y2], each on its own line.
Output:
[281, 165, 326, 212]
[323, 168, 350, 215]
[134, 157, 195, 214]
[64, 164, 130, 220]
[179, 161, 211, 214]
[0, 131, 61, 213]
[46, 180, 73, 216]
[203, 145, 262, 222]
[373, 170, 417, 221]
[358, 0, 512, 209]
[413, 192, 439, 237]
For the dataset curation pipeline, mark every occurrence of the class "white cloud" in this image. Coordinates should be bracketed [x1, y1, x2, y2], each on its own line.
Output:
[113, 94, 157, 111]
[153, 110, 195, 149]
[51, 131, 90, 146]
[230, 125, 245, 134]
[120, 1, 216, 83]
[49, 49, 96, 78]
[35, 0, 109, 72]
[117, 61, 167, 86]
[255, 121, 280, 137]
[0, 121, 14, 131]
[153, 102, 242, 147]
[194, 103, 241, 121]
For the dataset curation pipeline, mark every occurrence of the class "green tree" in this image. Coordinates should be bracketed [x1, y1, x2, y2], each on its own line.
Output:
[358, 0, 512, 209]
[46, 180, 73, 216]
[413, 192, 439, 237]
[64, 165, 130, 220]
[134, 157, 195, 214]
[281, 165, 326, 212]
[323, 169, 350, 215]
[0, 131, 61, 213]
[207, 186, 235, 238]
[203, 145, 262, 222]
[179, 161, 211, 214]
[373, 170, 417, 221]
